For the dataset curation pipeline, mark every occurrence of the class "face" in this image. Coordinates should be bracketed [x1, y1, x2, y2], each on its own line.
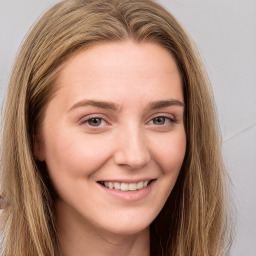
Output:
[35, 40, 186, 236]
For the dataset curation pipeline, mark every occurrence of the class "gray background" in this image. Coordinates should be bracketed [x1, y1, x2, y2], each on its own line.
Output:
[0, 0, 255, 255]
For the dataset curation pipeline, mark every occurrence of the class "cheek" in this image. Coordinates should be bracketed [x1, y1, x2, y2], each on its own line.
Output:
[43, 130, 113, 179]
[151, 130, 186, 174]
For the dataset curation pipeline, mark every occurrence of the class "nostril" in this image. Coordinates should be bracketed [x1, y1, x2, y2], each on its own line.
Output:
[114, 153, 150, 169]
[113, 133, 150, 168]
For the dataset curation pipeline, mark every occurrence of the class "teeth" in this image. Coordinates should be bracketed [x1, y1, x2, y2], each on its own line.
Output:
[137, 181, 144, 189]
[144, 181, 149, 187]
[121, 183, 128, 191]
[114, 182, 121, 190]
[102, 180, 151, 191]
[128, 183, 137, 191]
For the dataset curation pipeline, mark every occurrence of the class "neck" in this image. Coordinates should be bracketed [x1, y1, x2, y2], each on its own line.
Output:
[55, 200, 150, 256]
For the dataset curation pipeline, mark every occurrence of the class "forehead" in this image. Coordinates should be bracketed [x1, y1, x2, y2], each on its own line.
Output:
[53, 40, 183, 108]
[59, 40, 180, 79]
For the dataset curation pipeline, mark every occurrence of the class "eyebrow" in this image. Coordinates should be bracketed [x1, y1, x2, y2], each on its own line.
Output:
[68, 99, 184, 112]
[69, 100, 119, 112]
[145, 99, 184, 111]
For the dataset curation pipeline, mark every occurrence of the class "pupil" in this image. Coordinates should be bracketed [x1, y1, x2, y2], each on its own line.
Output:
[154, 117, 165, 125]
[89, 118, 101, 126]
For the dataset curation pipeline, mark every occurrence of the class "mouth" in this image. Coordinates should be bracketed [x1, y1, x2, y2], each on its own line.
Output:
[97, 180, 154, 192]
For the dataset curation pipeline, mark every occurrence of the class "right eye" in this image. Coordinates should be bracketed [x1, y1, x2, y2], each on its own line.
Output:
[82, 117, 108, 128]
[79, 114, 112, 133]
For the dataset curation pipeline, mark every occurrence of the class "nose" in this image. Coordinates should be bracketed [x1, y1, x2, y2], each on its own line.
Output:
[114, 126, 151, 169]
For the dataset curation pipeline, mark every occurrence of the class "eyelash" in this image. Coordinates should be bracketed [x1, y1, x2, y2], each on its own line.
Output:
[81, 114, 176, 130]
[147, 116, 176, 126]
[80, 115, 109, 129]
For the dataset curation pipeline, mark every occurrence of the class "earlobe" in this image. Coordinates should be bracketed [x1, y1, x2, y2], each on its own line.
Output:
[33, 134, 46, 162]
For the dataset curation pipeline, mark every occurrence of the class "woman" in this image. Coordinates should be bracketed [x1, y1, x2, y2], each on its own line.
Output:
[0, 0, 232, 255]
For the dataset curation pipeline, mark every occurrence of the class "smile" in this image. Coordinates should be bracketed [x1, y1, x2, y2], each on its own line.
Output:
[98, 180, 153, 191]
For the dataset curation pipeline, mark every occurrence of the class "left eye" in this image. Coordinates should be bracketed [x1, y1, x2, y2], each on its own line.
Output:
[152, 117, 167, 125]
[151, 116, 172, 125]
[86, 118, 105, 127]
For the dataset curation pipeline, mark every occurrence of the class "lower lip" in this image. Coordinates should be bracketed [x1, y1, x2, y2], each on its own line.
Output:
[97, 180, 156, 202]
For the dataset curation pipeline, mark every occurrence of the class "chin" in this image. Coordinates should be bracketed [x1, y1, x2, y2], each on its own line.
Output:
[92, 208, 157, 237]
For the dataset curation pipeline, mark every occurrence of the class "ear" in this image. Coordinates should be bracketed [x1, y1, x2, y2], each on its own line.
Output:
[33, 133, 46, 161]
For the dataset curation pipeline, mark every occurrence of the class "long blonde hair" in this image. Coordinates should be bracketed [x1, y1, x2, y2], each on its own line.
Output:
[0, 0, 232, 255]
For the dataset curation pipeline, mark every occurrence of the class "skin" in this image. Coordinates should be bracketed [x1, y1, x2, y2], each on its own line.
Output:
[35, 40, 186, 256]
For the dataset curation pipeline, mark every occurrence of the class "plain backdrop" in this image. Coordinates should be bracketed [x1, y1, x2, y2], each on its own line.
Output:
[0, 1, 255, 255]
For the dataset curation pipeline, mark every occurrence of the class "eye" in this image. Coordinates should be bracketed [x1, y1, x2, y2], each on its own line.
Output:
[87, 118, 104, 127]
[150, 116, 175, 126]
[152, 117, 167, 125]
[79, 115, 110, 133]
[80, 116, 109, 128]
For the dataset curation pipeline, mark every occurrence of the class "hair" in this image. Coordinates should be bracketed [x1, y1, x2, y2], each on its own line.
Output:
[0, 0, 233, 255]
